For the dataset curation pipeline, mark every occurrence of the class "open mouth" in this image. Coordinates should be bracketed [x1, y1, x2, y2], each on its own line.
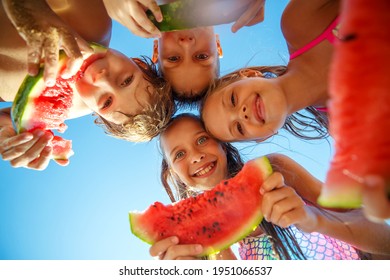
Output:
[193, 161, 217, 177]
[253, 94, 265, 124]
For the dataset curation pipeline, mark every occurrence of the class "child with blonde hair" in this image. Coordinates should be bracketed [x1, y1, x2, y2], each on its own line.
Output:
[0, 0, 174, 170]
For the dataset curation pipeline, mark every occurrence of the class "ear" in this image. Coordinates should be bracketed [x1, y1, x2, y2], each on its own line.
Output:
[216, 34, 223, 58]
[239, 69, 264, 78]
[152, 39, 159, 63]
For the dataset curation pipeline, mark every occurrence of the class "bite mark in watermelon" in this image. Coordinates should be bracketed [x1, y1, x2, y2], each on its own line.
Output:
[129, 156, 272, 257]
[11, 43, 107, 161]
[318, 0, 390, 208]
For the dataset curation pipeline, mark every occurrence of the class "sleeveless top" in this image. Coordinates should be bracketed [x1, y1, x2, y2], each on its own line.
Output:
[238, 226, 360, 260]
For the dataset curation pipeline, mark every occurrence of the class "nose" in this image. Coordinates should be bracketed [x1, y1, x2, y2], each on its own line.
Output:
[238, 104, 249, 121]
[93, 69, 108, 83]
[178, 35, 195, 46]
[192, 152, 205, 164]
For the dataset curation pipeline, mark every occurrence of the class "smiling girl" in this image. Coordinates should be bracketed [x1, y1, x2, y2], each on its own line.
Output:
[149, 114, 390, 260]
[201, 0, 338, 142]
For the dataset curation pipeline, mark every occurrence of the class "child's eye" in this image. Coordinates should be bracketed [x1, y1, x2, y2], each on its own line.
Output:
[237, 123, 244, 135]
[175, 151, 185, 160]
[167, 56, 180, 62]
[231, 92, 236, 106]
[102, 96, 113, 110]
[197, 136, 208, 145]
[121, 75, 134, 87]
[195, 53, 209, 60]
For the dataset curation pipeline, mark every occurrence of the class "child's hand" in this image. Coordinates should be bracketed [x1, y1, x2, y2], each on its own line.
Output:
[231, 0, 265, 33]
[149, 236, 203, 260]
[0, 126, 54, 170]
[103, 0, 162, 38]
[260, 172, 318, 232]
[2, 0, 92, 86]
[362, 175, 390, 223]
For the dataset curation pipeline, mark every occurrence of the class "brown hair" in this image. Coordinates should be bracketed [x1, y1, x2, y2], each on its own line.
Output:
[200, 65, 329, 141]
[158, 113, 306, 260]
[94, 56, 175, 142]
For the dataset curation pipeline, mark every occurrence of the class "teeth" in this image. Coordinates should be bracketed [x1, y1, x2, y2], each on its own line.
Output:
[194, 163, 215, 177]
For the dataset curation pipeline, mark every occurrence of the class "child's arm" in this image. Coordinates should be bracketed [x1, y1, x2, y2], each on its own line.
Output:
[361, 175, 390, 223]
[0, 107, 53, 170]
[149, 236, 237, 260]
[263, 154, 390, 256]
[231, 0, 265, 33]
[102, 0, 163, 38]
[1, 0, 92, 86]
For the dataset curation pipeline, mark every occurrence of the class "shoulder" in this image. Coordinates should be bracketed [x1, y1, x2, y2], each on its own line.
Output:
[281, 0, 340, 51]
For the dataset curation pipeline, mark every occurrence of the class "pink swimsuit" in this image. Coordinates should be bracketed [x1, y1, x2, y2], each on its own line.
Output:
[289, 16, 340, 60]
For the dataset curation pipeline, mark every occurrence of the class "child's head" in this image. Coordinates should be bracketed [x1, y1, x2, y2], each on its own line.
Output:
[76, 49, 174, 142]
[159, 113, 243, 202]
[201, 66, 329, 142]
[154, 27, 222, 104]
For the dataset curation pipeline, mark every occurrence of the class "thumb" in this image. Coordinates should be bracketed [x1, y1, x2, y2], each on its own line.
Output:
[362, 175, 390, 222]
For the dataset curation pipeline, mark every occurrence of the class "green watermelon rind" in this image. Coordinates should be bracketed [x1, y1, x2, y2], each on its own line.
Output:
[129, 156, 272, 257]
[317, 183, 363, 209]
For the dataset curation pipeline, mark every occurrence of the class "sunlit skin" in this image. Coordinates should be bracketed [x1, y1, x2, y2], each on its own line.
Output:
[160, 116, 228, 191]
[75, 49, 151, 124]
[158, 27, 219, 97]
[202, 76, 289, 142]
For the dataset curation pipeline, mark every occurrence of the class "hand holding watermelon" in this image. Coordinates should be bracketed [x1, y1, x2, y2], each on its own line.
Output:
[149, 236, 203, 260]
[2, 0, 92, 86]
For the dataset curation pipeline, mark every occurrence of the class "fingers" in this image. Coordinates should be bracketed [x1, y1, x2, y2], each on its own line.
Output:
[143, 0, 163, 22]
[149, 236, 203, 260]
[262, 186, 305, 227]
[260, 172, 285, 195]
[43, 33, 60, 87]
[26, 145, 52, 171]
[362, 175, 390, 222]
[231, 0, 263, 33]
[61, 32, 90, 79]
[130, 4, 161, 38]
[27, 41, 43, 77]
[1, 130, 53, 168]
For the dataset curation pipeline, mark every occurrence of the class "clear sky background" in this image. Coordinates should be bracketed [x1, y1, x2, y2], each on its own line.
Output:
[0, 0, 335, 260]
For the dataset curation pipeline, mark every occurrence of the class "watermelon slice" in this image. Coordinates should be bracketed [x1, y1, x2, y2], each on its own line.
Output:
[147, 0, 250, 31]
[11, 43, 107, 161]
[129, 156, 272, 257]
[318, 0, 390, 208]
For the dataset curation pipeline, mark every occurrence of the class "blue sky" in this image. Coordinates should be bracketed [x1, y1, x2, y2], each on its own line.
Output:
[0, 0, 335, 260]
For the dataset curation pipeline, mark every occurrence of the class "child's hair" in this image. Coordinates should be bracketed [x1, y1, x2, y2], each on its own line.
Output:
[94, 56, 175, 142]
[158, 113, 306, 260]
[159, 58, 221, 110]
[200, 65, 329, 141]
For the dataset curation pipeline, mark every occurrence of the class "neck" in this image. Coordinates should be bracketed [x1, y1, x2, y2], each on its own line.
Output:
[276, 60, 329, 114]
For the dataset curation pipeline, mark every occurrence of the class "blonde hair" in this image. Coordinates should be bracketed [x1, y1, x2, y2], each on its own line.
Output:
[95, 56, 176, 142]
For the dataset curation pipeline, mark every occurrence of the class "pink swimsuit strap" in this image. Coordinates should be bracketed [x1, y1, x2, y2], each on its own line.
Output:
[290, 16, 340, 60]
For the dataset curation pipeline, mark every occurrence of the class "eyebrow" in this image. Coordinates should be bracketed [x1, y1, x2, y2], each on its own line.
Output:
[167, 130, 205, 160]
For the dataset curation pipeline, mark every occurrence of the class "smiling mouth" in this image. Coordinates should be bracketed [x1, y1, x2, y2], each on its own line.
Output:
[193, 161, 216, 177]
[253, 94, 265, 124]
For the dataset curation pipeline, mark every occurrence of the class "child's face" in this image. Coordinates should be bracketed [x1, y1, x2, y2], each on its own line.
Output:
[202, 77, 288, 142]
[158, 27, 218, 97]
[160, 116, 228, 190]
[75, 49, 151, 124]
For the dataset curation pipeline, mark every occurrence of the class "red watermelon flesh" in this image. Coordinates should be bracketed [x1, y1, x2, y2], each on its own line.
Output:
[129, 156, 272, 257]
[318, 0, 390, 208]
[11, 43, 107, 160]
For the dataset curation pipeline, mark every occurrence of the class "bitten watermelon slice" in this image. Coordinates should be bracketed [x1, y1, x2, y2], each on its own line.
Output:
[318, 0, 390, 208]
[129, 156, 272, 257]
[11, 43, 107, 161]
[147, 0, 250, 31]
